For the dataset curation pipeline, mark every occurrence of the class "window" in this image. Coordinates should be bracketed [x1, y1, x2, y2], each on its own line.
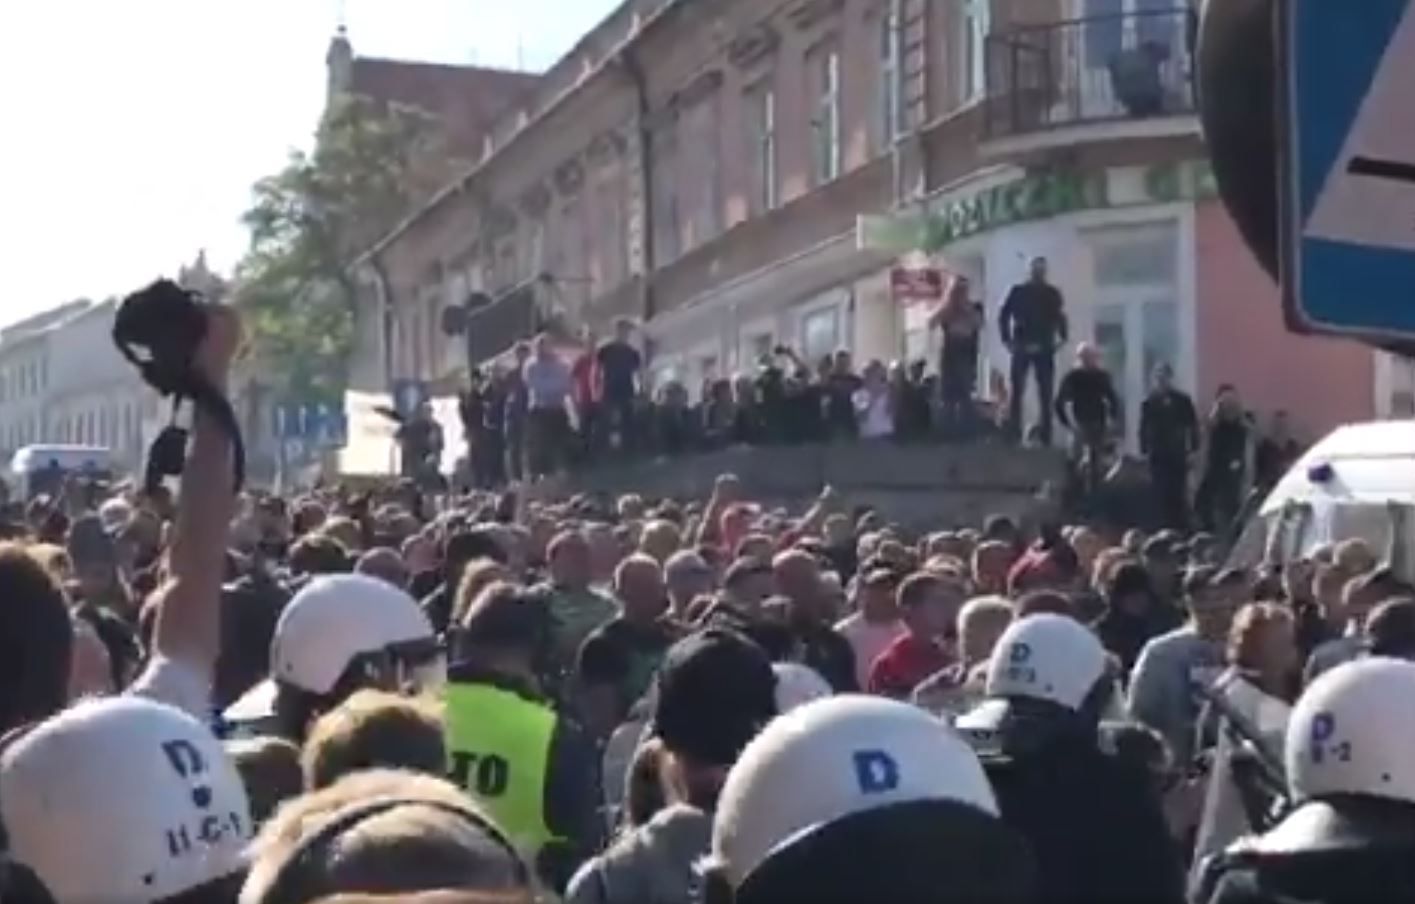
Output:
[801, 306, 841, 363]
[744, 81, 778, 215]
[877, 10, 903, 153]
[747, 331, 775, 364]
[958, 0, 990, 104]
[809, 43, 841, 185]
[682, 92, 722, 251]
[652, 119, 682, 264]
[590, 169, 627, 288]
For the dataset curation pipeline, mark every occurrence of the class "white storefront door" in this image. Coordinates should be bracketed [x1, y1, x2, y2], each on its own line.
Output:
[1085, 220, 1182, 449]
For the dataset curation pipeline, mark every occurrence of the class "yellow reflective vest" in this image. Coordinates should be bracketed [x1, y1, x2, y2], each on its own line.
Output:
[443, 682, 563, 858]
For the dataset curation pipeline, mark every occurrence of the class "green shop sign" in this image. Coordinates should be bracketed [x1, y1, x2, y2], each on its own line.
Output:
[858, 159, 1218, 254]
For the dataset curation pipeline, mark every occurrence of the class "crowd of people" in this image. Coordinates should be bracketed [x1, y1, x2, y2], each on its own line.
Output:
[392, 257, 1305, 540]
[4, 304, 1409, 904]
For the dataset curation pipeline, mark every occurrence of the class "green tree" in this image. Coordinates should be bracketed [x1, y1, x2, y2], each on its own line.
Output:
[234, 95, 451, 397]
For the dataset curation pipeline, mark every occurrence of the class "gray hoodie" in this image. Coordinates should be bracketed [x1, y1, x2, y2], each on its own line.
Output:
[564, 804, 711, 904]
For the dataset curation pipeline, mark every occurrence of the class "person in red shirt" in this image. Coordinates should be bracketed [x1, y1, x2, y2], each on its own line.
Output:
[868, 571, 966, 698]
[570, 327, 600, 460]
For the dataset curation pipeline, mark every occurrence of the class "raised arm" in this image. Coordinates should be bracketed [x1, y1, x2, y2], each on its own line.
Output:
[149, 305, 241, 675]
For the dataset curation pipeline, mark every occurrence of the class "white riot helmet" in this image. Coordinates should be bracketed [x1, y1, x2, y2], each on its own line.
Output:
[225, 574, 441, 724]
[1286, 657, 1415, 805]
[1, 697, 251, 903]
[712, 695, 998, 889]
[771, 663, 833, 713]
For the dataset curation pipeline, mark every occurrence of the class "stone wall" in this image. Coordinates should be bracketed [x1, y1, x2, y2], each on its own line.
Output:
[564, 441, 1065, 530]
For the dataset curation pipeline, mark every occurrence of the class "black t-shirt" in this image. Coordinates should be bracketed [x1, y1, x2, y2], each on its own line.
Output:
[576, 616, 676, 716]
[596, 341, 642, 401]
[1140, 389, 1199, 461]
[1055, 367, 1120, 431]
[825, 373, 863, 434]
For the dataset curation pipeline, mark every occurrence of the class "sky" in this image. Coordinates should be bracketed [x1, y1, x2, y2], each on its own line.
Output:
[0, 0, 621, 330]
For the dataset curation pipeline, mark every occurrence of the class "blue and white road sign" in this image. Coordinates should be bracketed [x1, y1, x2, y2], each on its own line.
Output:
[392, 379, 429, 419]
[1285, 0, 1415, 339]
[274, 400, 347, 446]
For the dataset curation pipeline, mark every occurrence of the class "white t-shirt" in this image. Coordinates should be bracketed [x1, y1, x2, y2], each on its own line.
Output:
[127, 655, 211, 723]
[835, 613, 905, 689]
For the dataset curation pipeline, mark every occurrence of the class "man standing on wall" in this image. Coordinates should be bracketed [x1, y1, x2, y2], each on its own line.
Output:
[1000, 256, 1069, 445]
[1139, 362, 1200, 530]
[596, 318, 643, 454]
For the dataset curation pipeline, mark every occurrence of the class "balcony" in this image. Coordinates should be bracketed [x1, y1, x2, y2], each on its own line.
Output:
[983, 7, 1198, 152]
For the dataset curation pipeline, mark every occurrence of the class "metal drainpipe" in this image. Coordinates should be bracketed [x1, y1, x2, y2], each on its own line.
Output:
[619, 47, 657, 338]
[890, 0, 906, 206]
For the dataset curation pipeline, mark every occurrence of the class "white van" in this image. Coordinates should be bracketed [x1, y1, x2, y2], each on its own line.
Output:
[1231, 420, 1415, 567]
[8, 445, 113, 500]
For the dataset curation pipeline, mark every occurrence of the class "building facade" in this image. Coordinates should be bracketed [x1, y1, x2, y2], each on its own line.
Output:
[45, 299, 157, 474]
[349, 0, 1377, 449]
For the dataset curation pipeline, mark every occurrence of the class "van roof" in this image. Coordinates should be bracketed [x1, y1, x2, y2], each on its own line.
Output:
[9, 445, 112, 474]
[1261, 420, 1415, 514]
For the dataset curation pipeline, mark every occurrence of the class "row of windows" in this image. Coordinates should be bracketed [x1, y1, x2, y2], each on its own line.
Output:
[0, 358, 49, 404]
[1, 404, 144, 454]
[656, 3, 990, 264]
[398, 3, 995, 378]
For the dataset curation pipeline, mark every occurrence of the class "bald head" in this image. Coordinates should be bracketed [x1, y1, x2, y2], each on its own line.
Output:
[664, 550, 712, 614]
[615, 554, 667, 623]
[547, 529, 590, 590]
[639, 519, 682, 564]
[355, 547, 410, 590]
[773, 549, 824, 622]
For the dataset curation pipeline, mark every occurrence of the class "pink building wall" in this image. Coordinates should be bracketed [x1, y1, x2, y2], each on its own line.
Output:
[1194, 200, 1375, 442]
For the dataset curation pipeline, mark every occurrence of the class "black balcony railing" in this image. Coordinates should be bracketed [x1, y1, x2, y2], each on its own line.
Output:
[984, 7, 1198, 140]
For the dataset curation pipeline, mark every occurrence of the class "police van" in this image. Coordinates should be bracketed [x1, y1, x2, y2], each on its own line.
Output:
[8, 444, 113, 500]
[1230, 420, 1415, 570]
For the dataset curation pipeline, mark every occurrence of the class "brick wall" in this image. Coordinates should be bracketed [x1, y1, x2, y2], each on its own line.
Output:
[1194, 200, 1375, 440]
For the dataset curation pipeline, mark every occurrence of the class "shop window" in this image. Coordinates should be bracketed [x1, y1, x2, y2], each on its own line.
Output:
[745, 331, 775, 366]
[1141, 298, 1180, 393]
[801, 306, 841, 365]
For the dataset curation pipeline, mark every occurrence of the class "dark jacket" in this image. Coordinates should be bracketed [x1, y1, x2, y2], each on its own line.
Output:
[1094, 605, 1184, 675]
[446, 663, 605, 891]
[790, 621, 859, 694]
[1141, 388, 1200, 461]
[982, 718, 1184, 904]
[1196, 798, 1415, 904]
[1000, 281, 1068, 352]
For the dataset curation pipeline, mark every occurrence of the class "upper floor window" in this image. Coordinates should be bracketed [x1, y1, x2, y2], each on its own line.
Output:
[877, 10, 903, 153]
[958, 0, 990, 104]
[681, 91, 723, 251]
[808, 42, 842, 185]
[744, 80, 778, 215]
[652, 118, 682, 264]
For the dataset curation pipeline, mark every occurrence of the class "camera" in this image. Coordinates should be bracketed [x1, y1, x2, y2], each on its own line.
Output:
[113, 278, 246, 492]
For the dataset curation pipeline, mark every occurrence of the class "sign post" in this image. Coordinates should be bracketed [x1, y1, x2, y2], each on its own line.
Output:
[1282, 0, 1415, 341]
